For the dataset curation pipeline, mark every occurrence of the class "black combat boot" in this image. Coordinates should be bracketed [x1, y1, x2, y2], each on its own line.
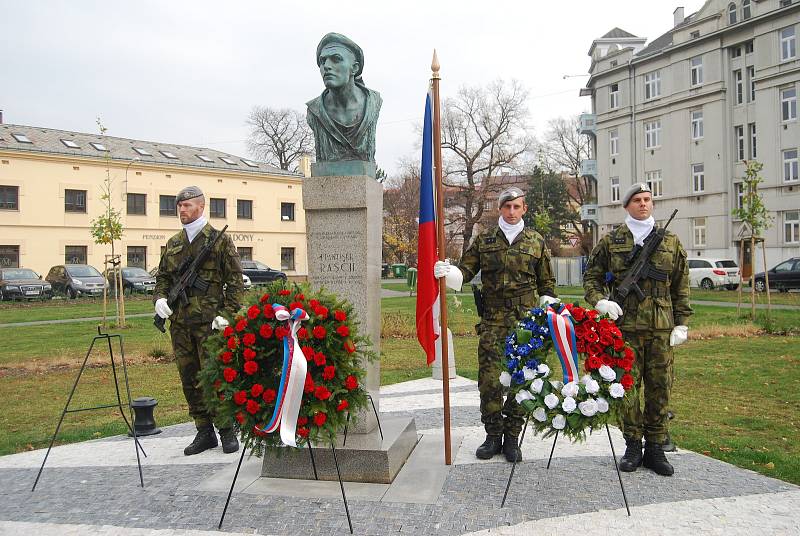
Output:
[502, 434, 523, 462]
[475, 435, 503, 459]
[183, 425, 218, 456]
[218, 427, 240, 454]
[643, 442, 674, 476]
[619, 438, 643, 472]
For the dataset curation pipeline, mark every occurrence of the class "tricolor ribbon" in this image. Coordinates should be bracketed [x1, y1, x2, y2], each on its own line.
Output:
[255, 304, 309, 447]
[546, 304, 580, 384]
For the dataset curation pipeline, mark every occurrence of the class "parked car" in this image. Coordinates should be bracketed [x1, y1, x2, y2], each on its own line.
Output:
[150, 267, 253, 290]
[687, 258, 740, 290]
[240, 260, 286, 284]
[105, 266, 157, 294]
[46, 264, 108, 298]
[753, 257, 800, 292]
[0, 268, 53, 300]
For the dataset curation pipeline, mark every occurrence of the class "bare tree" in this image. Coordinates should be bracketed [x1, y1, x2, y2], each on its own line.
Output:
[246, 106, 314, 171]
[440, 79, 535, 258]
[540, 115, 595, 255]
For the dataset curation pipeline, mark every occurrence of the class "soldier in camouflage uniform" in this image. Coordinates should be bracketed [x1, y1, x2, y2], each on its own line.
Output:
[435, 187, 558, 462]
[154, 186, 244, 456]
[583, 183, 692, 476]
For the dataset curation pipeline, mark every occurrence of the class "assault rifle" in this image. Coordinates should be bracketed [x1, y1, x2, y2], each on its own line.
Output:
[153, 225, 228, 333]
[472, 284, 484, 318]
[611, 210, 678, 303]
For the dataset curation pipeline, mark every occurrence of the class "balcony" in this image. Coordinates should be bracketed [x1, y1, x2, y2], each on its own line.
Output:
[581, 204, 599, 223]
[580, 159, 597, 178]
[579, 113, 597, 136]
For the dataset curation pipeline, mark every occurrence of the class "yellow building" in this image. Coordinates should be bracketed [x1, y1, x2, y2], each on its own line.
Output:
[0, 123, 307, 277]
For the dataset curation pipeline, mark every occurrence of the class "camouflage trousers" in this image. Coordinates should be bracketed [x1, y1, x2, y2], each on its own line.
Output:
[170, 321, 227, 431]
[477, 321, 525, 437]
[620, 330, 673, 444]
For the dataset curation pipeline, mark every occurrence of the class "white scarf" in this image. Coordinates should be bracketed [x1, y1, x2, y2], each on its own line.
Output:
[183, 215, 208, 244]
[625, 214, 655, 246]
[498, 216, 524, 244]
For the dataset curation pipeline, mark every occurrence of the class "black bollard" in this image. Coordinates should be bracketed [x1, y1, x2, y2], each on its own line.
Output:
[128, 397, 162, 436]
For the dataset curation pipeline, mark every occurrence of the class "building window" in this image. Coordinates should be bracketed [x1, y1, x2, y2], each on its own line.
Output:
[160, 151, 179, 160]
[159, 195, 177, 216]
[735, 183, 745, 211]
[127, 246, 146, 269]
[133, 147, 152, 156]
[126, 193, 146, 215]
[690, 56, 703, 86]
[691, 110, 704, 140]
[693, 217, 707, 247]
[747, 66, 755, 102]
[644, 71, 661, 100]
[610, 83, 619, 109]
[64, 189, 87, 213]
[281, 247, 296, 271]
[61, 139, 80, 149]
[735, 126, 745, 161]
[609, 129, 619, 156]
[734, 70, 744, 105]
[782, 88, 797, 121]
[692, 164, 705, 193]
[237, 199, 253, 220]
[237, 247, 253, 261]
[610, 177, 620, 203]
[743, 0, 751, 19]
[731, 46, 742, 58]
[0, 185, 19, 210]
[728, 3, 737, 24]
[785, 211, 800, 244]
[281, 202, 295, 221]
[196, 154, 214, 163]
[90, 142, 108, 152]
[210, 198, 226, 218]
[749, 123, 757, 159]
[784, 149, 799, 182]
[0, 246, 20, 268]
[65, 246, 87, 265]
[644, 120, 661, 149]
[11, 133, 32, 144]
[781, 27, 797, 61]
[745, 40, 754, 54]
[645, 170, 663, 198]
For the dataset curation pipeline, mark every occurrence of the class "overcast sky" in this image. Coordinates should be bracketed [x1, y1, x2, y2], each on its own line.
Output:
[1, 0, 705, 175]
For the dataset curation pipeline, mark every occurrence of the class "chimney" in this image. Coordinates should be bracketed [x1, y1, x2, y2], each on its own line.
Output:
[674, 6, 685, 27]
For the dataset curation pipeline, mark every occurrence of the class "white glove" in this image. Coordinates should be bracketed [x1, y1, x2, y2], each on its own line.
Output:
[433, 260, 463, 291]
[670, 325, 688, 346]
[595, 299, 623, 320]
[154, 298, 173, 319]
[539, 295, 560, 307]
[212, 316, 229, 331]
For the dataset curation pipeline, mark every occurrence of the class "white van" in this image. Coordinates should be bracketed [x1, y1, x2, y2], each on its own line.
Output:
[687, 258, 740, 290]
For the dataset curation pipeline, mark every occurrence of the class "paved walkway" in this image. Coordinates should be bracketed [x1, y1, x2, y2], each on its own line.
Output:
[0, 376, 796, 535]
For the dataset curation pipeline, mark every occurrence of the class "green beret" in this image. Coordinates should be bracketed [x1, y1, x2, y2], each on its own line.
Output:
[622, 182, 652, 207]
[316, 32, 364, 80]
[498, 187, 525, 208]
[176, 186, 204, 204]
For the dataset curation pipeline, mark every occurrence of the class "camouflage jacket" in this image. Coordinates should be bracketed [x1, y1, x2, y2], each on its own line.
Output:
[583, 223, 692, 332]
[153, 224, 243, 325]
[457, 226, 556, 324]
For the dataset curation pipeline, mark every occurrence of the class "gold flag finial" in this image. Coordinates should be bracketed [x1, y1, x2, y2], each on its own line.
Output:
[431, 49, 440, 79]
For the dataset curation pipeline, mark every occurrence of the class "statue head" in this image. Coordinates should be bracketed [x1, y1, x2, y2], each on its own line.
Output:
[316, 33, 364, 90]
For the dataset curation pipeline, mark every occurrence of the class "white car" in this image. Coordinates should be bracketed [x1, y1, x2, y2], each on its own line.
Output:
[687, 258, 740, 290]
[242, 273, 252, 291]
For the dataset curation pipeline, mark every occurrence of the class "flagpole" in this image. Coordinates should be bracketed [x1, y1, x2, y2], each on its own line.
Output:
[431, 50, 452, 465]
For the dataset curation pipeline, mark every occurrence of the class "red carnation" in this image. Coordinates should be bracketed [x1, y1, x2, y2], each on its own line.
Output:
[247, 305, 261, 319]
[587, 355, 602, 370]
[587, 309, 600, 320]
[304, 373, 315, 393]
[309, 299, 320, 308]
[621, 373, 634, 390]
[250, 384, 264, 398]
[314, 352, 327, 366]
[223, 367, 237, 382]
[344, 340, 356, 354]
[227, 337, 238, 350]
[297, 327, 309, 340]
[235, 411, 245, 425]
[219, 393, 226, 401]
[243, 348, 256, 361]
[345, 375, 358, 391]
[313, 412, 327, 427]
[243, 361, 259, 375]
[337, 400, 349, 412]
[297, 427, 309, 438]
[297, 416, 309, 426]
[571, 307, 586, 321]
[323, 365, 336, 380]
[263, 306, 275, 319]
[621, 358, 634, 372]
[223, 326, 234, 338]
[235, 319, 248, 332]
[246, 399, 260, 415]
[316, 306, 329, 319]
[336, 325, 350, 337]
[262, 388, 277, 403]
[613, 338, 625, 351]
[259, 293, 271, 303]
[275, 326, 289, 339]
[588, 343, 603, 356]
[289, 301, 303, 311]
[601, 354, 614, 367]
[599, 334, 613, 347]
[301, 346, 315, 360]
[242, 333, 256, 347]
[294, 293, 305, 301]
[585, 331, 599, 343]
[233, 390, 248, 405]
[219, 351, 233, 364]
[278, 289, 291, 296]
[259, 324, 273, 339]
[213, 379, 222, 390]
[334, 310, 347, 322]
[624, 347, 635, 360]
[314, 385, 331, 400]
[313, 326, 327, 339]
[576, 340, 586, 353]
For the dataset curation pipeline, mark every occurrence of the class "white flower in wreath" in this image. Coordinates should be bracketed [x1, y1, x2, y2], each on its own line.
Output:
[537, 363, 551, 377]
[515, 390, 534, 404]
[585, 378, 600, 395]
[532, 407, 547, 422]
[562, 396, 577, 413]
[580, 374, 592, 385]
[531, 378, 544, 394]
[523, 367, 537, 381]
[579, 399, 598, 417]
[552, 414, 566, 430]
[599, 365, 617, 382]
[499, 371, 512, 387]
[544, 393, 560, 409]
[561, 381, 579, 398]
[609, 383, 625, 398]
[596, 397, 609, 413]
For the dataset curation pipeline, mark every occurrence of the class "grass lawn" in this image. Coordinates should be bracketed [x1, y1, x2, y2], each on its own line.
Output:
[0, 294, 798, 485]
